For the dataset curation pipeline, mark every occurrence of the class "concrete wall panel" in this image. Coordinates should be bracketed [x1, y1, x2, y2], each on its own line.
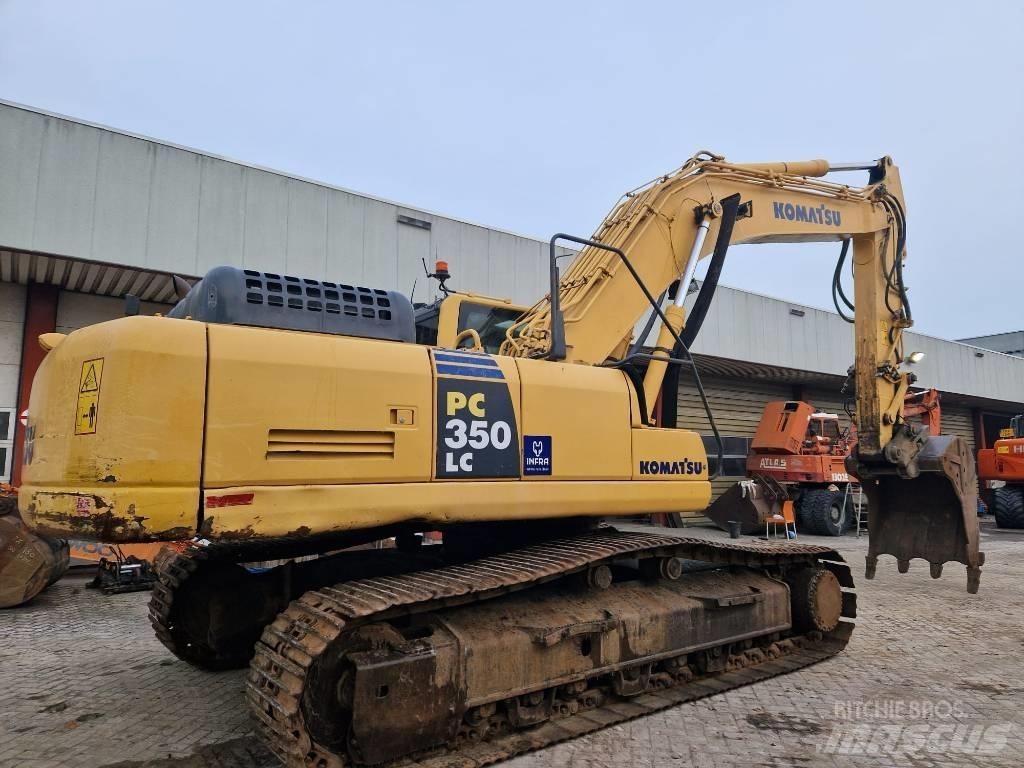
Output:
[0, 107, 44, 248]
[242, 170, 290, 273]
[91, 132, 152, 263]
[285, 181, 328, 278]
[145, 146, 201, 270]
[361, 201, 398, 288]
[396, 214, 431, 300]
[457, 225, 490, 298]
[32, 116, 100, 257]
[326, 191, 365, 281]
[487, 230, 517, 301]
[196, 158, 245, 273]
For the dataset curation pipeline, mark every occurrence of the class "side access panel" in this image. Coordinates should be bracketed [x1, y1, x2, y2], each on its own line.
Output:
[202, 325, 433, 536]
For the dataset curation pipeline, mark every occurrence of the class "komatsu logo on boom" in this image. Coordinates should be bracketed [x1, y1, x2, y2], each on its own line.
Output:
[639, 459, 703, 476]
[773, 201, 841, 226]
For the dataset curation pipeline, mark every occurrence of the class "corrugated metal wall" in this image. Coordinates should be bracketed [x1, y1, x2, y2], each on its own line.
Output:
[676, 376, 792, 500]
[939, 406, 975, 452]
[805, 387, 977, 453]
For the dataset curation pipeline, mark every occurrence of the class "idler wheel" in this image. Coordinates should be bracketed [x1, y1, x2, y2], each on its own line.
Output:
[787, 567, 842, 634]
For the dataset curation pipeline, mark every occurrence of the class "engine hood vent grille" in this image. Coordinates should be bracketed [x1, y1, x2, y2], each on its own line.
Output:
[267, 429, 395, 460]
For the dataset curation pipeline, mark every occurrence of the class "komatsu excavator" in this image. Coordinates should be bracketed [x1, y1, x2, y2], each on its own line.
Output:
[18, 152, 982, 768]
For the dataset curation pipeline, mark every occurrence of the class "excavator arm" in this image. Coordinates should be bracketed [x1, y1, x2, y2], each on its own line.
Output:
[502, 152, 983, 591]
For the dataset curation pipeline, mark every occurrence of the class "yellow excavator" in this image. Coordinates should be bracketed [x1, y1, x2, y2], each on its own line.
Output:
[18, 152, 981, 767]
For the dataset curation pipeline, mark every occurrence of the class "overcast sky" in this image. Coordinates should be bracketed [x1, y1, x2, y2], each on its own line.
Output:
[1, 1, 1020, 340]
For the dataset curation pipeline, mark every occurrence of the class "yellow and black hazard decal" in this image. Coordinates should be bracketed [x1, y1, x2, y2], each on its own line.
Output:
[432, 350, 519, 478]
[75, 358, 104, 435]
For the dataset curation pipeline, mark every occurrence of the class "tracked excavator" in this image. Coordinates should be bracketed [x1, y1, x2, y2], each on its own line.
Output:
[19, 152, 982, 768]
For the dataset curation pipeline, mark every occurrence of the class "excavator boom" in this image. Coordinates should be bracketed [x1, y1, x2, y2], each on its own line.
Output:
[503, 152, 981, 590]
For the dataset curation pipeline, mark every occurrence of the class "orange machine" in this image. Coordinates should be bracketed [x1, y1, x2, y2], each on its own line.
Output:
[977, 415, 1024, 528]
[902, 388, 942, 437]
[707, 391, 941, 538]
[705, 401, 857, 537]
[748, 401, 855, 484]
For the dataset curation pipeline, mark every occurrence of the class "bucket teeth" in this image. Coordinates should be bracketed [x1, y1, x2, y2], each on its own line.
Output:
[859, 436, 983, 593]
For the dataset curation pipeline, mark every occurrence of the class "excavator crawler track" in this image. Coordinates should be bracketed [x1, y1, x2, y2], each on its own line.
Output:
[149, 544, 240, 668]
[149, 540, 446, 670]
[245, 529, 854, 768]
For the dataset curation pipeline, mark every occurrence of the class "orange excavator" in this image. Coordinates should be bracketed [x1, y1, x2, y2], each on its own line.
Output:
[978, 415, 1024, 528]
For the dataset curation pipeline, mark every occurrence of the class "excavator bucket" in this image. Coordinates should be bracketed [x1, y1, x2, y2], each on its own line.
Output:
[0, 514, 70, 608]
[861, 436, 983, 593]
[704, 479, 783, 535]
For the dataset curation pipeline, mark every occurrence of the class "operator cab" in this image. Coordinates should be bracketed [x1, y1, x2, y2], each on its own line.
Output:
[413, 261, 527, 353]
[807, 412, 843, 454]
[414, 295, 524, 353]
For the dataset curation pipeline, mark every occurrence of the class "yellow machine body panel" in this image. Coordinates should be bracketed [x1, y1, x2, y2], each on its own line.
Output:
[20, 316, 711, 543]
[516, 358, 632, 481]
[20, 316, 206, 541]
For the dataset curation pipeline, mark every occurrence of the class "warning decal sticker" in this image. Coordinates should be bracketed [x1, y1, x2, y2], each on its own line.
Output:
[75, 358, 104, 435]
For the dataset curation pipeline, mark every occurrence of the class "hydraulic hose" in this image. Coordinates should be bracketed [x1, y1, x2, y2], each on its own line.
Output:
[832, 238, 854, 323]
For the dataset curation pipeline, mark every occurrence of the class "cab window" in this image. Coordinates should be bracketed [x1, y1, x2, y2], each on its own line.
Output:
[456, 302, 523, 354]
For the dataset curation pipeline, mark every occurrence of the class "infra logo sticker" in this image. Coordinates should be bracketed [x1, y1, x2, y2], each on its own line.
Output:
[523, 435, 552, 476]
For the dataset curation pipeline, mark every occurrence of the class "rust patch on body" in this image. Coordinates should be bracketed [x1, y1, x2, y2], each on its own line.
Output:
[216, 525, 258, 541]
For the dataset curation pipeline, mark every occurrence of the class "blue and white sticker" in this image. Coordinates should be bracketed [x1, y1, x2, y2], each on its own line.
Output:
[523, 435, 552, 476]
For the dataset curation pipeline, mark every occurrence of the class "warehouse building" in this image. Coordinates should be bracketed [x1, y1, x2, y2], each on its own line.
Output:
[2, 99, 1022, 494]
[958, 331, 1024, 358]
